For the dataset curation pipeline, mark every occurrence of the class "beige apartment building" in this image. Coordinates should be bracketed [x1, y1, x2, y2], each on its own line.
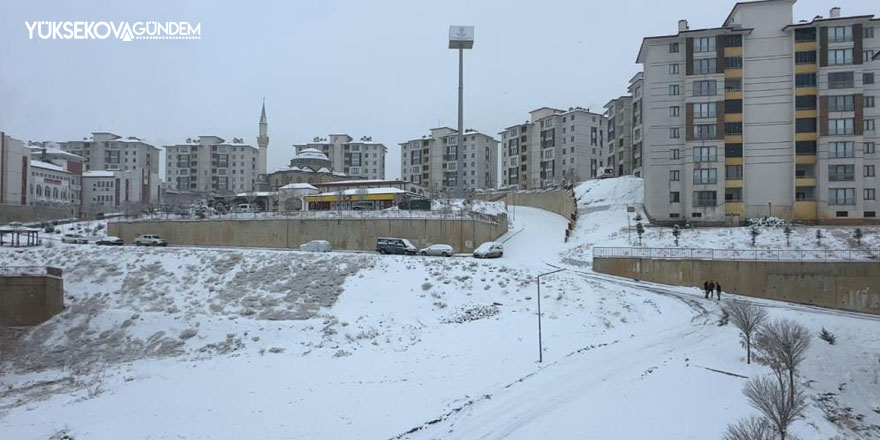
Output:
[629, 72, 645, 177]
[603, 96, 635, 177]
[500, 107, 607, 189]
[637, 1, 878, 224]
[165, 136, 260, 194]
[399, 127, 498, 193]
[294, 134, 386, 180]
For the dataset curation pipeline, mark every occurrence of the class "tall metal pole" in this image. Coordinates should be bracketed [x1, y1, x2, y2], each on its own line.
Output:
[537, 277, 543, 363]
[457, 48, 464, 198]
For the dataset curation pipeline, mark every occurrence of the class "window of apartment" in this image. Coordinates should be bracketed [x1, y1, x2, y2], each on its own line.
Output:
[725, 143, 743, 157]
[828, 71, 854, 89]
[866, 142, 876, 154]
[693, 146, 717, 162]
[693, 80, 716, 96]
[796, 141, 817, 155]
[829, 25, 853, 43]
[670, 191, 680, 203]
[865, 165, 876, 177]
[725, 122, 743, 134]
[669, 170, 680, 181]
[669, 106, 680, 117]
[669, 64, 680, 75]
[795, 73, 817, 87]
[669, 84, 680, 96]
[693, 190, 717, 207]
[725, 187, 743, 202]
[725, 78, 742, 92]
[829, 118, 854, 135]
[694, 124, 717, 139]
[669, 42, 680, 53]
[866, 189, 877, 201]
[828, 95, 854, 112]
[794, 50, 817, 64]
[795, 118, 817, 133]
[720, 34, 742, 47]
[865, 27, 875, 39]
[693, 168, 717, 185]
[795, 95, 817, 110]
[669, 127, 680, 139]
[694, 58, 716, 75]
[866, 96, 875, 108]
[693, 103, 716, 118]
[724, 56, 742, 69]
[829, 141, 855, 158]
[828, 49, 853, 65]
[866, 73, 875, 85]
[829, 164, 855, 181]
[795, 27, 816, 42]
[828, 188, 855, 205]
[670, 149, 680, 160]
[865, 119, 876, 132]
[864, 50, 876, 63]
[693, 36, 715, 52]
[726, 165, 743, 180]
[725, 99, 743, 113]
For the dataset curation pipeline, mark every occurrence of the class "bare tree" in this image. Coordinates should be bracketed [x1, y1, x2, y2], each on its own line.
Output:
[743, 375, 807, 440]
[754, 319, 811, 402]
[723, 299, 768, 364]
[722, 415, 775, 440]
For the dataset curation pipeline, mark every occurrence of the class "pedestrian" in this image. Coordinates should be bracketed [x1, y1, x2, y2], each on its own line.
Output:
[703, 280, 710, 299]
[715, 282, 722, 300]
[708, 280, 715, 300]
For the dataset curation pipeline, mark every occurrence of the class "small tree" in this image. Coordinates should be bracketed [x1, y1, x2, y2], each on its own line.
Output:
[723, 299, 768, 364]
[672, 224, 681, 247]
[722, 415, 775, 440]
[743, 375, 807, 440]
[783, 224, 792, 247]
[853, 228, 863, 247]
[635, 222, 645, 246]
[818, 327, 836, 345]
[815, 229, 823, 247]
[750, 226, 761, 247]
[754, 319, 811, 403]
[634, 213, 643, 223]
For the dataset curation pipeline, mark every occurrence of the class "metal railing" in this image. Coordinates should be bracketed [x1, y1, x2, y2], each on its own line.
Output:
[111, 209, 508, 224]
[0, 266, 63, 278]
[593, 247, 880, 262]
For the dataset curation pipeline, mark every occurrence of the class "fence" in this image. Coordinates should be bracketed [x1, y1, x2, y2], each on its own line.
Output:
[0, 266, 63, 278]
[592, 247, 880, 262]
[112, 209, 507, 225]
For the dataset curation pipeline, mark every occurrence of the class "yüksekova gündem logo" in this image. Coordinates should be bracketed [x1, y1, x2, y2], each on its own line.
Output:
[25, 21, 201, 42]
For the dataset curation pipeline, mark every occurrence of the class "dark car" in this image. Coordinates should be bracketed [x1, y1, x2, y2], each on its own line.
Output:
[376, 237, 417, 255]
[96, 236, 124, 245]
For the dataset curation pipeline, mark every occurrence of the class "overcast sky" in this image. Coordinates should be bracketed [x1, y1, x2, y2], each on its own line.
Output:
[1, 0, 874, 179]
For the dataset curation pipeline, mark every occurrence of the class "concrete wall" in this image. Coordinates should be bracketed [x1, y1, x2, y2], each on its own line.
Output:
[108, 217, 508, 252]
[0, 204, 78, 224]
[594, 257, 880, 315]
[0, 275, 64, 326]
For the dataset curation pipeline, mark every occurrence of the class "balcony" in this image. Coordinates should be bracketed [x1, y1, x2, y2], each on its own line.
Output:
[795, 177, 817, 187]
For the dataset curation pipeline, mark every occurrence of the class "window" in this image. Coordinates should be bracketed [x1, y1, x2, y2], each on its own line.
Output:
[724, 57, 742, 68]
[669, 42, 679, 53]
[693, 190, 717, 207]
[693, 80, 716, 96]
[693, 146, 717, 162]
[720, 34, 742, 47]
[796, 141, 817, 155]
[725, 187, 743, 202]
[669, 170, 680, 181]
[866, 142, 876, 154]
[670, 149, 680, 159]
[828, 188, 855, 205]
[865, 119, 876, 132]
[829, 25, 853, 43]
[794, 51, 816, 64]
[725, 143, 743, 157]
[828, 49, 853, 65]
[828, 95, 854, 112]
[726, 165, 742, 180]
[795, 27, 816, 42]
[724, 78, 742, 91]
[865, 50, 876, 63]
[865, 73, 875, 85]
[795, 118, 816, 133]
[694, 58, 716, 75]
[865, 165, 876, 177]
[795, 95, 817, 110]
[693, 37, 715, 53]
[693, 103, 716, 118]
[865, 189, 876, 201]
[669, 64, 680, 75]
[864, 26, 875, 39]
[829, 141, 855, 158]
[867, 211, 877, 218]
[725, 99, 742, 113]
[694, 124, 717, 139]
[828, 72, 854, 89]
[669, 106, 680, 117]
[828, 164, 854, 181]
[669, 84, 680, 96]
[670, 191, 680, 203]
[669, 127, 680, 139]
[829, 119, 854, 135]
[725, 122, 743, 134]
[866, 96, 875, 108]
[795, 73, 816, 87]
[693, 168, 717, 184]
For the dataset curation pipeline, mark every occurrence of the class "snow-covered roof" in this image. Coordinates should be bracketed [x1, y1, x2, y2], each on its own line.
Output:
[279, 183, 319, 191]
[234, 191, 276, 197]
[83, 170, 115, 178]
[30, 160, 69, 173]
[29, 146, 85, 161]
[317, 167, 331, 173]
[320, 179, 398, 185]
[314, 187, 407, 197]
[293, 148, 330, 161]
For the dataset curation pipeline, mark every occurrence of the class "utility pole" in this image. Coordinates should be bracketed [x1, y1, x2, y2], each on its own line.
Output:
[536, 268, 565, 363]
[449, 26, 474, 198]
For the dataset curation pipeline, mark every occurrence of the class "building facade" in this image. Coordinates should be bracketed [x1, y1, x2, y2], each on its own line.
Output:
[293, 134, 386, 180]
[629, 72, 645, 177]
[604, 96, 635, 177]
[399, 127, 498, 193]
[499, 107, 607, 189]
[165, 136, 260, 194]
[637, 1, 879, 224]
[0, 132, 30, 206]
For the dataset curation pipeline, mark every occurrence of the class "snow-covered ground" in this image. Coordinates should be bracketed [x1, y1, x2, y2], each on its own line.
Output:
[1, 177, 878, 439]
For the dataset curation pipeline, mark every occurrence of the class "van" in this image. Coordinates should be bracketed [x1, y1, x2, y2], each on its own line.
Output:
[376, 237, 417, 255]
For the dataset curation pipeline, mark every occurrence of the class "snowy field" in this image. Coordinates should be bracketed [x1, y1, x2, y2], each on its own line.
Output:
[0, 177, 879, 439]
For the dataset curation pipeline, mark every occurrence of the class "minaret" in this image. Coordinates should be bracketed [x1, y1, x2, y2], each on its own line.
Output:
[257, 98, 269, 176]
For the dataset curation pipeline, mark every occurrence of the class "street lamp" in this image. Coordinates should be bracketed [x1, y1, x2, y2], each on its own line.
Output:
[536, 268, 566, 363]
[449, 25, 474, 198]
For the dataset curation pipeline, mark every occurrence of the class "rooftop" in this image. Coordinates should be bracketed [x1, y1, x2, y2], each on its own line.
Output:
[30, 160, 69, 173]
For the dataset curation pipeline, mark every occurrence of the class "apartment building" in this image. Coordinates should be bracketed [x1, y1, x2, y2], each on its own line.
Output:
[165, 136, 260, 194]
[399, 127, 498, 193]
[637, 1, 879, 224]
[604, 96, 635, 177]
[0, 131, 30, 206]
[629, 72, 645, 177]
[499, 107, 606, 189]
[294, 134, 386, 180]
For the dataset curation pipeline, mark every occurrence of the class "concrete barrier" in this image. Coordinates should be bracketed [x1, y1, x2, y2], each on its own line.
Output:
[108, 217, 508, 252]
[476, 189, 577, 241]
[593, 257, 880, 315]
[0, 271, 64, 326]
[0, 205, 78, 224]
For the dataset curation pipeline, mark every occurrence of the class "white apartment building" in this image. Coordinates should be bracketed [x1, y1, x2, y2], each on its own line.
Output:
[29, 160, 77, 207]
[500, 107, 607, 189]
[165, 136, 260, 194]
[293, 134, 386, 180]
[628, 72, 645, 177]
[0, 131, 30, 206]
[399, 127, 498, 193]
[603, 96, 635, 177]
[637, 1, 879, 224]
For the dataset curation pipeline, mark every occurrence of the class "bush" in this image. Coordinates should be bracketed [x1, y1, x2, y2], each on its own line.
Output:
[747, 216, 785, 228]
[818, 327, 836, 345]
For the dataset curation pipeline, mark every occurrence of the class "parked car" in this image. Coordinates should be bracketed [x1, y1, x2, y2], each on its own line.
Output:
[233, 203, 255, 213]
[96, 236, 124, 246]
[419, 244, 454, 257]
[62, 233, 88, 244]
[376, 237, 417, 255]
[134, 234, 167, 246]
[300, 240, 332, 252]
[597, 167, 615, 179]
[473, 241, 503, 258]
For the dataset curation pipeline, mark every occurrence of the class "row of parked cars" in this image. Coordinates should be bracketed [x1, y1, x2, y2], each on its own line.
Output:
[62, 233, 166, 246]
[375, 237, 503, 258]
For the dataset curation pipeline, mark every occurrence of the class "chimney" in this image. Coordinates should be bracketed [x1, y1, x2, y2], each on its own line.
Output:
[678, 19, 689, 32]
[830, 7, 840, 18]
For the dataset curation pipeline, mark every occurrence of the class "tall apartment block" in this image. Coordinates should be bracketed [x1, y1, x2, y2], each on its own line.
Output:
[165, 136, 260, 193]
[637, 1, 879, 224]
[500, 107, 607, 189]
[400, 127, 498, 193]
[0, 131, 30, 206]
[294, 134, 386, 180]
[629, 72, 645, 177]
[603, 96, 635, 177]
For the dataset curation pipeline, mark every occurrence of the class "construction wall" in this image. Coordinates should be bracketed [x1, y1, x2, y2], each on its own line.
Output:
[0, 275, 64, 326]
[108, 217, 508, 253]
[593, 257, 880, 315]
[0, 205, 77, 224]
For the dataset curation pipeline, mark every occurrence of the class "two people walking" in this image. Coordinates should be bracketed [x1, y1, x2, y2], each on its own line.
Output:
[703, 280, 721, 300]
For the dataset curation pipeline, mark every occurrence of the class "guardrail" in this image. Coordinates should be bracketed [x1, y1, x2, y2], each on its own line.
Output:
[111, 209, 508, 224]
[0, 266, 63, 278]
[592, 247, 880, 262]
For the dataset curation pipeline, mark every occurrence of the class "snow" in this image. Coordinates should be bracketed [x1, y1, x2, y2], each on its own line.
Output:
[279, 183, 318, 190]
[1, 176, 878, 440]
[82, 171, 115, 178]
[29, 160, 68, 173]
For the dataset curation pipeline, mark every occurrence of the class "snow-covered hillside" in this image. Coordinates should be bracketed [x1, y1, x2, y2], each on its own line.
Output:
[0, 180, 878, 439]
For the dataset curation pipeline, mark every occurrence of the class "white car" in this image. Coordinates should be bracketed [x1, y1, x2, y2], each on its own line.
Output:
[473, 241, 503, 258]
[299, 240, 331, 252]
[62, 233, 88, 244]
[419, 244, 454, 257]
[134, 234, 167, 246]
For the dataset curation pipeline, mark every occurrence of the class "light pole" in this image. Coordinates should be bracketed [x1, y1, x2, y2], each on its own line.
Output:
[449, 25, 474, 198]
[536, 268, 565, 363]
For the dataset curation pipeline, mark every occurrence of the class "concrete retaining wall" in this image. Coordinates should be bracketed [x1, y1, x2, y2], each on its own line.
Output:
[0, 205, 78, 224]
[108, 217, 508, 252]
[476, 189, 577, 240]
[0, 276, 64, 326]
[593, 257, 880, 315]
